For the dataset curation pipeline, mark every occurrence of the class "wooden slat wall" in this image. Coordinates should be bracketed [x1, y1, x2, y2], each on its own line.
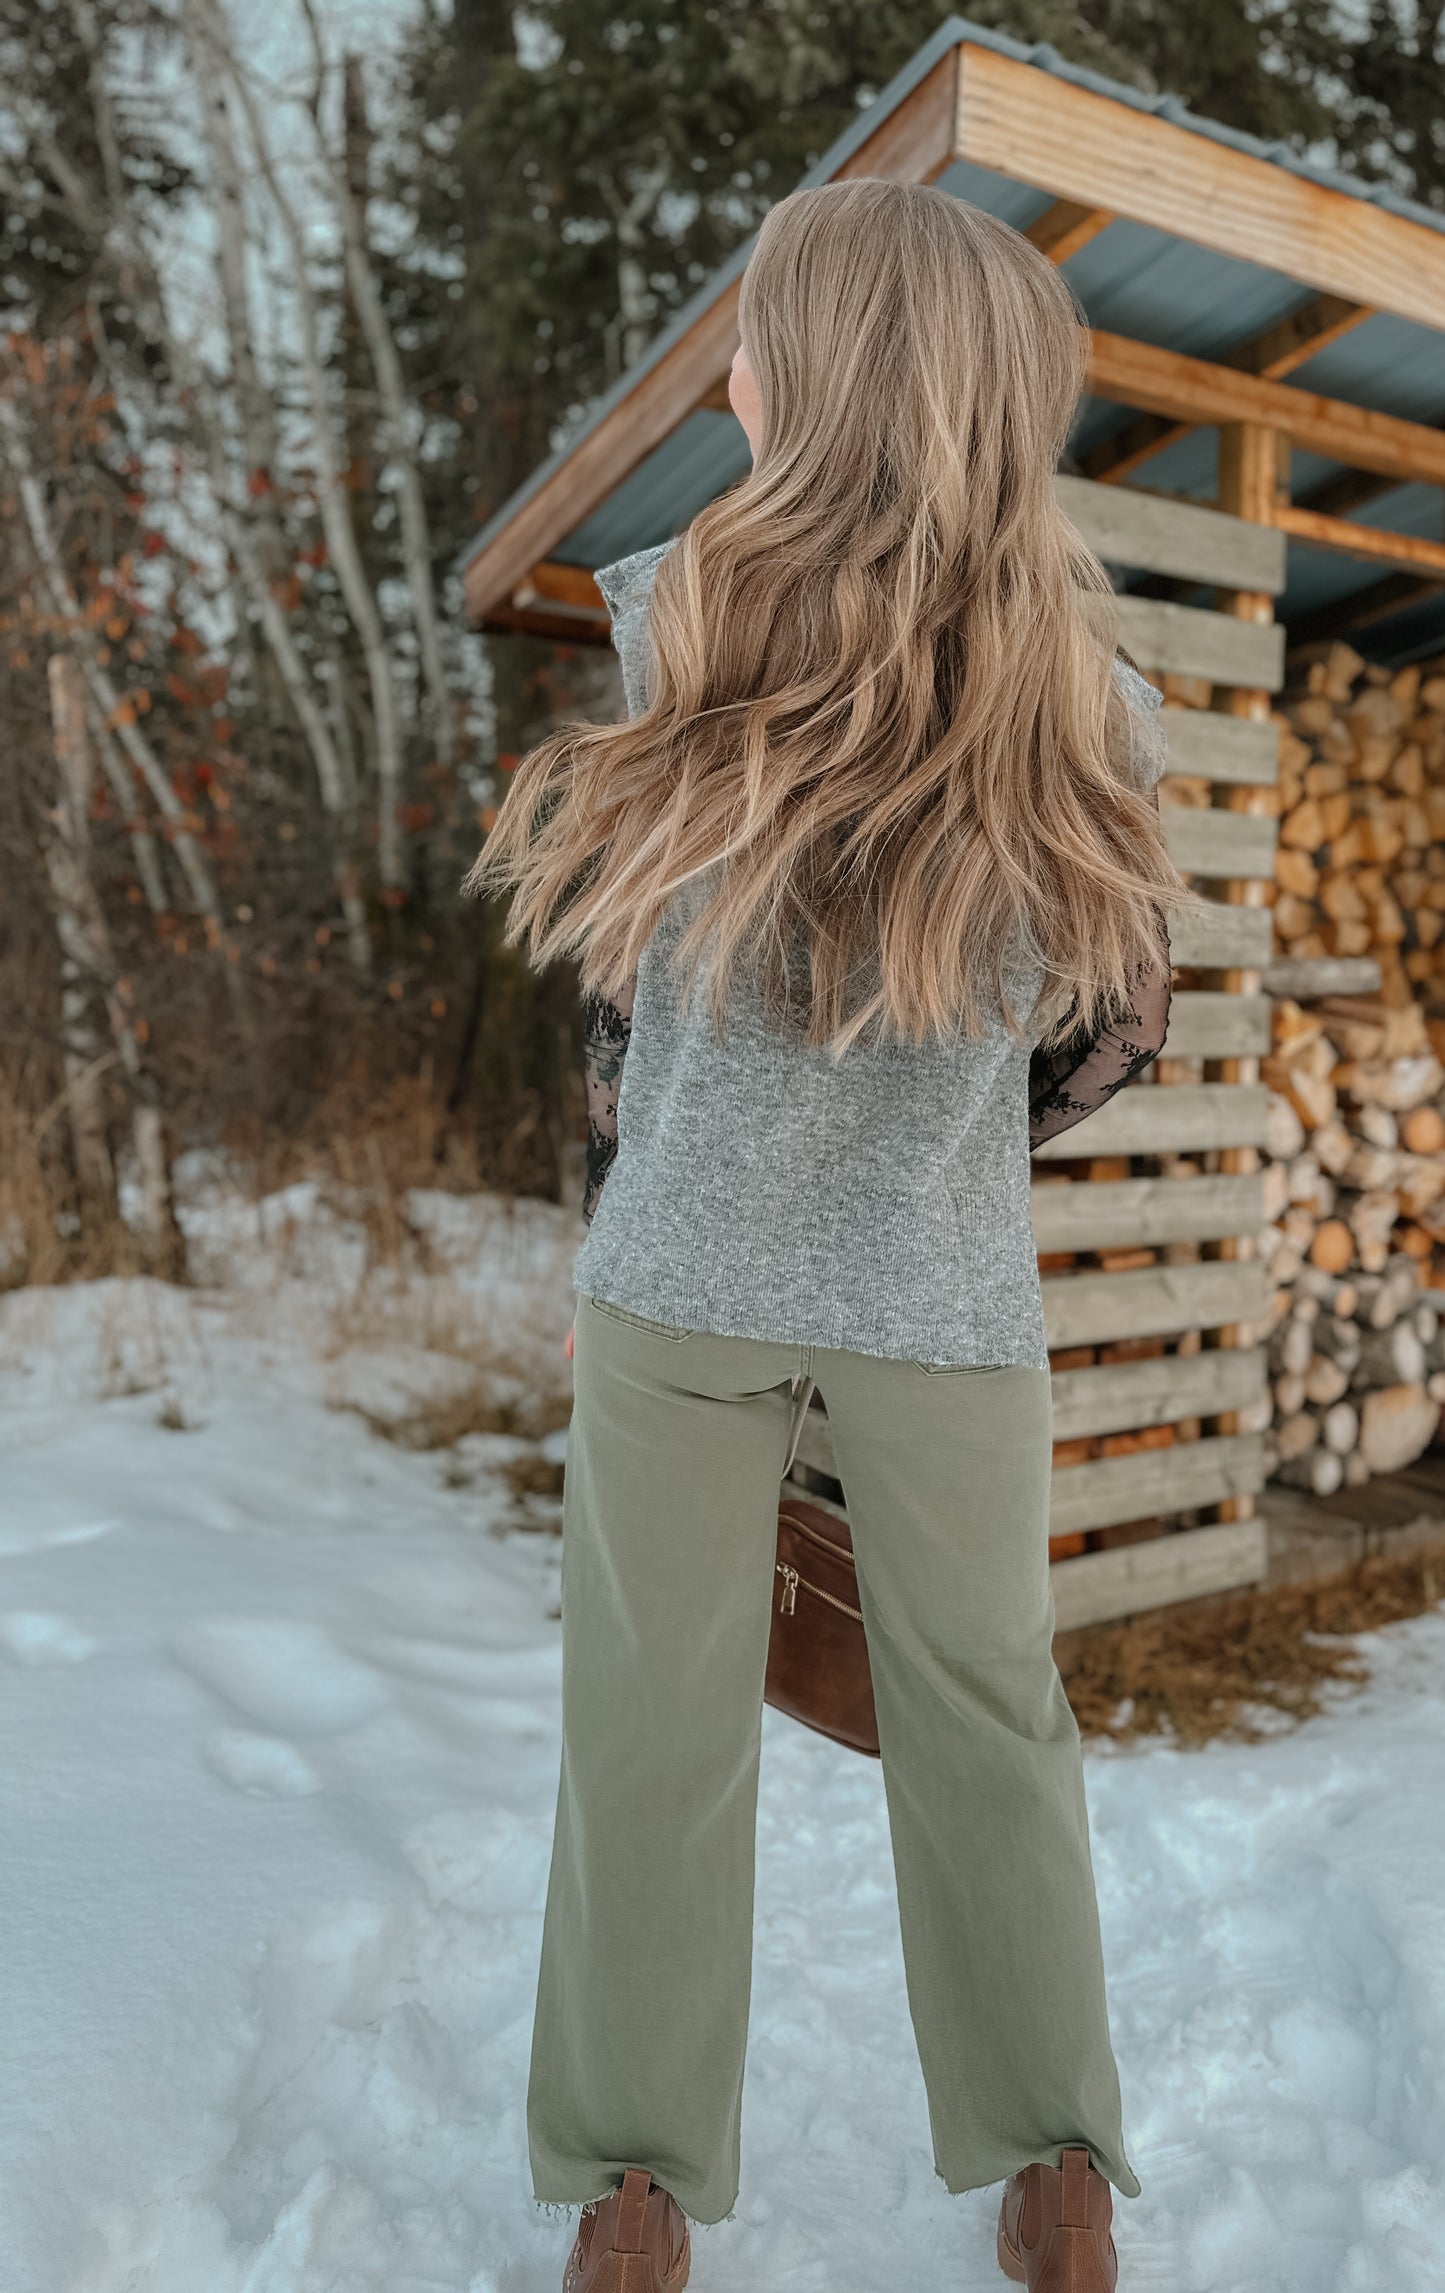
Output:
[1050, 1347, 1265, 1439]
[1158, 710, 1279, 784]
[1160, 991, 1272, 1059]
[1030, 1083, 1270, 1158]
[1163, 807, 1279, 880]
[788, 477, 1279, 1626]
[1030, 1171, 1266, 1251]
[1167, 901, 1272, 969]
[1049, 1518, 1269, 1632]
[1056, 473, 1287, 593]
[1114, 595, 1285, 690]
[1043, 474, 1276, 1600]
[1040, 1260, 1269, 1348]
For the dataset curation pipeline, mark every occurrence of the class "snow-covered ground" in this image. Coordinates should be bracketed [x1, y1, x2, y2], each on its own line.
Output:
[3, 1183, 1444, 2293]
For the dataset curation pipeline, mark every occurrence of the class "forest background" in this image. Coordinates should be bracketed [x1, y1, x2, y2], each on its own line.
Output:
[3, 0, 1444, 1279]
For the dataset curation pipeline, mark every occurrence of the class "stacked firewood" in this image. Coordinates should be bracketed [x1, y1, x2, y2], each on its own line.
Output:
[1258, 646, 1445, 1496]
[1271, 646, 1445, 1002]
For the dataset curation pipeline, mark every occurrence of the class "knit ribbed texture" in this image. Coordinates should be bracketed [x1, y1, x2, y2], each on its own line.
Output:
[571, 541, 1166, 1367]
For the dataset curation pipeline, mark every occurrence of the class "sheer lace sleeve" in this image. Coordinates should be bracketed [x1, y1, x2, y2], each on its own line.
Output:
[1028, 917, 1172, 1153]
[577, 548, 671, 1222]
[1028, 672, 1172, 1153]
[582, 975, 637, 1221]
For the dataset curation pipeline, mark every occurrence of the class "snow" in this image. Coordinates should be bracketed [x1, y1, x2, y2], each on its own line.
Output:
[2, 1186, 1444, 2293]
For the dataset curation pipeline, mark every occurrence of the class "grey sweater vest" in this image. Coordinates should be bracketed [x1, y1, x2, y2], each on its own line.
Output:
[571, 542, 1166, 1367]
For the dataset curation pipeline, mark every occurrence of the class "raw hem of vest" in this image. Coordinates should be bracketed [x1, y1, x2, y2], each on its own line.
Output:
[574, 1281, 1049, 1371]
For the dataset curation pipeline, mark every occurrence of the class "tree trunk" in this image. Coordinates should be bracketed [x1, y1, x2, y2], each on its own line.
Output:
[44, 653, 182, 1271]
[43, 653, 114, 1220]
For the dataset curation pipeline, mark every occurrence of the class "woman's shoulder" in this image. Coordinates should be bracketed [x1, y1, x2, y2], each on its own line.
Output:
[595, 541, 678, 718]
[1110, 653, 1168, 791]
[594, 540, 676, 621]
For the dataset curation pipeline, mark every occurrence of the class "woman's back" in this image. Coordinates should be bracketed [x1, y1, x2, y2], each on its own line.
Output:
[571, 541, 1166, 1367]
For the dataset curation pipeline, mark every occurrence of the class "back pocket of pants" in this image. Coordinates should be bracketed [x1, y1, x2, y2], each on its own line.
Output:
[584, 1294, 693, 1342]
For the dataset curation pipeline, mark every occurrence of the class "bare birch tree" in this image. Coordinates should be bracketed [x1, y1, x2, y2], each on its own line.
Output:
[62, 0, 375, 974]
[319, 37, 454, 769]
[184, 0, 409, 890]
[0, 387, 249, 1029]
[44, 652, 178, 1266]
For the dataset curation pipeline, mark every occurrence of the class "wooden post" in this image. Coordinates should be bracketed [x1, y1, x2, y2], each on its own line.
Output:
[1207, 422, 1281, 1520]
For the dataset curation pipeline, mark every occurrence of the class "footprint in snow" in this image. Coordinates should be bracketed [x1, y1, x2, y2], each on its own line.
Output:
[204, 1728, 323, 1799]
[171, 1616, 388, 1738]
[0, 1611, 99, 1665]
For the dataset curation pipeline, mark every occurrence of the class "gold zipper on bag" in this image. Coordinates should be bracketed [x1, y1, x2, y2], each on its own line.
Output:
[775, 1559, 863, 1624]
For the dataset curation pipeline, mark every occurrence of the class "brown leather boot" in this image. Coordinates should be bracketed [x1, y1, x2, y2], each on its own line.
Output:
[563, 2168, 691, 2293]
[997, 2147, 1117, 2292]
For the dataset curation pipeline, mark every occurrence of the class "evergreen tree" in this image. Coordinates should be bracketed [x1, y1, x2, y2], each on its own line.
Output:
[1325, 1, 1445, 211]
[384, 0, 1445, 562]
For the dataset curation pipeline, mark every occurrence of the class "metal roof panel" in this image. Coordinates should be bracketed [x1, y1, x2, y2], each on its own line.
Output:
[461, 14, 1445, 584]
[463, 18, 1445, 664]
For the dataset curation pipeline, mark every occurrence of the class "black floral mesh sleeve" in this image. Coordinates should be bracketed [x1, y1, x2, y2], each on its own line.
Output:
[582, 975, 637, 1222]
[1028, 915, 1172, 1153]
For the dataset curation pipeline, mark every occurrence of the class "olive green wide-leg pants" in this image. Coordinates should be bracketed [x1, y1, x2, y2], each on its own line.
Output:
[527, 1293, 1138, 2225]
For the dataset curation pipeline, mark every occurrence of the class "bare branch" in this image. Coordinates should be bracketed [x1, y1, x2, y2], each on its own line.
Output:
[52, 9, 375, 969]
[0, 384, 250, 1032]
[187, 0, 409, 888]
[333, 52, 454, 767]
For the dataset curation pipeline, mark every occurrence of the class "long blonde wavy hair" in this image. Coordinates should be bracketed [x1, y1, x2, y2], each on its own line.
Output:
[471, 177, 1193, 1055]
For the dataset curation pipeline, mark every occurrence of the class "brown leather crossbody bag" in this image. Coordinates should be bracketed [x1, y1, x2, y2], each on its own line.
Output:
[765, 1492, 879, 1756]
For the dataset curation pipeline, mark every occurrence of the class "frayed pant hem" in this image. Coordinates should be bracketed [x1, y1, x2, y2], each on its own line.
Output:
[932, 2153, 1142, 2202]
[531, 2184, 737, 2229]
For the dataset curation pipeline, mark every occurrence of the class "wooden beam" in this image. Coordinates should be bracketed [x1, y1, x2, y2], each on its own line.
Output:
[514, 561, 608, 613]
[1030, 1169, 1266, 1252]
[1233, 293, 1371, 381]
[465, 281, 742, 625]
[1160, 990, 1273, 1058]
[956, 40, 1445, 331]
[1039, 1257, 1269, 1348]
[1025, 198, 1113, 263]
[1049, 1431, 1266, 1535]
[1086, 331, 1445, 489]
[463, 49, 959, 623]
[1159, 709, 1279, 785]
[1297, 466, 1399, 520]
[1285, 569, 1445, 646]
[1030, 1080, 1270, 1160]
[1203, 423, 1275, 1531]
[1049, 1515, 1267, 1630]
[1056, 474, 1285, 592]
[1083, 295, 1373, 486]
[485, 601, 613, 644]
[1050, 1347, 1265, 1439]
[1084, 413, 1186, 489]
[1259, 954, 1381, 998]
[1274, 503, 1445, 580]
[1163, 806, 1279, 880]
[835, 44, 959, 185]
[1113, 593, 1284, 689]
[1166, 900, 1272, 968]
[1217, 419, 1280, 538]
[798, 1358, 1266, 1470]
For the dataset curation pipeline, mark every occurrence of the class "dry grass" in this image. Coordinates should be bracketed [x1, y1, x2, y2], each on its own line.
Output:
[0, 1071, 147, 1291]
[1061, 1541, 1445, 1745]
[321, 1245, 573, 1450]
[225, 1059, 575, 1215]
[505, 1451, 567, 1499]
[363, 1380, 572, 1451]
